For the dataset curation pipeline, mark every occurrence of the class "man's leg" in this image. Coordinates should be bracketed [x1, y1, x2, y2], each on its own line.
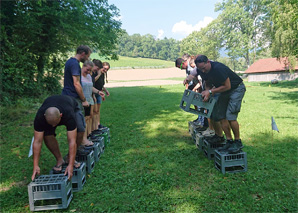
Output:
[229, 120, 240, 139]
[44, 135, 64, 166]
[220, 119, 232, 140]
[210, 119, 223, 136]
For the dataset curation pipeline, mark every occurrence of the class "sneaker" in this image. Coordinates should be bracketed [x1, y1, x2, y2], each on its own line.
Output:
[227, 139, 243, 154]
[205, 134, 225, 144]
[98, 124, 108, 130]
[201, 128, 215, 137]
[195, 126, 208, 132]
[217, 139, 233, 152]
[77, 146, 91, 155]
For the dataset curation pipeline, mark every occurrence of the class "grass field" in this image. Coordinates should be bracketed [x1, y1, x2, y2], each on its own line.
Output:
[0, 79, 297, 212]
[90, 54, 174, 69]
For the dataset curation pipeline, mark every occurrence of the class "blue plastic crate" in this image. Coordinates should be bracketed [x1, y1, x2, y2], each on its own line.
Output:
[215, 149, 247, 174]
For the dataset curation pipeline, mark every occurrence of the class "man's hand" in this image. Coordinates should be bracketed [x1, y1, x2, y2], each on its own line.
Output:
[64, 165, 73, 180]
[201, 90, 210, 102]
[82, 100, 89, 107]
[183, 78, 189, 86]
[31, 166, 40, 180]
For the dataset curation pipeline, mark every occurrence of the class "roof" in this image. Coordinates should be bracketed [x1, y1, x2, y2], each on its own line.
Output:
[245, 58, 298, 74]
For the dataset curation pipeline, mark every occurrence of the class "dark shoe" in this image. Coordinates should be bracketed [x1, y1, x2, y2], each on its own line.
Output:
[98, 124, 108, 130]
[192, 118, 198, 123]
[88, 134, 100, 140]
[195, 126, 208, 132]
[205, 134, 225, 144]
[217, 139, 233, 152]
[227, 139, 243, 154]
[77, 147, 91, 155]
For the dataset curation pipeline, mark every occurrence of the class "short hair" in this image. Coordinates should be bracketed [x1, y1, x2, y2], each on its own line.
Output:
[102, 62, 110, 69]
[195, 55, 208, 64]
[92, 59, 103, 68]
[182, 53, 191, 60]
[175, 58, 184, 67]
[83, 60, 94, 67]
[76, 45, 91, 55]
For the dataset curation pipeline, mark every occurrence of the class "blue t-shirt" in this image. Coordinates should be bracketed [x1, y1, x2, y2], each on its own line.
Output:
[62, 58, 81, 98]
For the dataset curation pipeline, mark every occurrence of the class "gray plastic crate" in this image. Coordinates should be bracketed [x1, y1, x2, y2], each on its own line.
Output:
[91, 142, 101, 162]
[195, 133, 204, 151]
[188, 121, 195, 140]
[28, 174, 72, 211]
[203, 139, 226, 160]
[49, 162, 86, 192]
[92, 129, 110, 147]
[215, 149, 247, 174]
[180, 89, 216, 118]
[76, 150, 95, 174]
[92, 136, 105, 154]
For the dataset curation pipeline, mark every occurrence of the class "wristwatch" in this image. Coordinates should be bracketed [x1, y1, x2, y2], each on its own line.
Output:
[82, 98, 86, 102]
[209, 90, 212, 95]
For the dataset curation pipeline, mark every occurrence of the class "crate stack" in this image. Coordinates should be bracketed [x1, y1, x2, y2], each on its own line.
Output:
[28, 128, 111, 211]
[180, 89, 248, 174]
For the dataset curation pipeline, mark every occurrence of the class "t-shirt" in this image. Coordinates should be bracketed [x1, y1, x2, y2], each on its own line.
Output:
[81, 74, 94, 105]
[206, 61, 242, 90]
[92, 72, 105, 91]
[34, 95, 78, 132]
[62, 58, 81, 98]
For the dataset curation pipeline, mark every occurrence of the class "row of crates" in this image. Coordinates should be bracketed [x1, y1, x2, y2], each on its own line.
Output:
[28, 128, 110, 211]
[188, 121, 248, 174]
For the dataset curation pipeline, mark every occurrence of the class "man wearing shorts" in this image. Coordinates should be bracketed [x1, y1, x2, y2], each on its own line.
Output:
[31, 95, 85, 180]
[194, 55, 246, 153]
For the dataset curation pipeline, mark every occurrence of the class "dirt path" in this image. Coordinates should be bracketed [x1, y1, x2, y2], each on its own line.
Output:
[105, 67, 186, 88]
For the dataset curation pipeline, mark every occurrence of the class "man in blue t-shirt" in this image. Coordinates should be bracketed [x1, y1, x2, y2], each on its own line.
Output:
[62, 45, 93, 153]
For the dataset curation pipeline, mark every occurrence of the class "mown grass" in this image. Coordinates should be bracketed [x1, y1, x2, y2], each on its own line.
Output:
[90, 54, 174, 69]
[0, 79, 297, 212]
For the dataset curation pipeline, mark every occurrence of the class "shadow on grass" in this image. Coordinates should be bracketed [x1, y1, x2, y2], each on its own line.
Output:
[258, 78, 298, 89]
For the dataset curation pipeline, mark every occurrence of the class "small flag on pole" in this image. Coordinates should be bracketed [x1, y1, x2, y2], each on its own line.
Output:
[271, 116, 279, 132]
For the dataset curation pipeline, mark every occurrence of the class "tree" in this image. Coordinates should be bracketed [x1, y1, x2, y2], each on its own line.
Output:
[1, 0, 122, 104]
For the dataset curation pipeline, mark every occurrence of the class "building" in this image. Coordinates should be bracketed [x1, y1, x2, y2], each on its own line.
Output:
[244, 58, 298, 82]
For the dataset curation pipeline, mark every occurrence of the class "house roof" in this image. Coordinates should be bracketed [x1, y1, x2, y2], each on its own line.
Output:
[245, 58, 298, 74]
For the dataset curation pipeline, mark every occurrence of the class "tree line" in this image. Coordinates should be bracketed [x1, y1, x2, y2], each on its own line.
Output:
[1, 0, 122, 104]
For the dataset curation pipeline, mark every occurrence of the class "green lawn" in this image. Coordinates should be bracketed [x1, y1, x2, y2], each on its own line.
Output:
[90, 54, 174, 69]
[0, 79, 297, 212]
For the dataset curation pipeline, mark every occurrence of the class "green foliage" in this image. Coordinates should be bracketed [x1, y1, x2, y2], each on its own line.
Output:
[117, 31, 180, 61]
[1, 0, 122, 104]
[1, 81, 297, 212]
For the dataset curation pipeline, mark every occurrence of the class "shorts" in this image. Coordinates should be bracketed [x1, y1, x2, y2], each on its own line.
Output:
[211, 83, 246, 121]
[74, 98, 86, 132]
[95, 93, 102, 104]
[84, 106, 91, 116]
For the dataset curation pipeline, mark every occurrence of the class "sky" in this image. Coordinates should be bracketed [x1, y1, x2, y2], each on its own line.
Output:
[108, 0, 222, 41]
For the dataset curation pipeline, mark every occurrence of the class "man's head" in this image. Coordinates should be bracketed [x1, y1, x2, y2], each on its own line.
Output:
[175, 58, 187, 70]
[195, 55, 211, 73]
[76, 45, 91, 63]
[44, 107, 62, 127]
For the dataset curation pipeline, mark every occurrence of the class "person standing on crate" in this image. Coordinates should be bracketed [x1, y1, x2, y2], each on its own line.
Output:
[193, 55, 246, 153]
[31, 95, 88, 181]
[175, 56, 207, 130]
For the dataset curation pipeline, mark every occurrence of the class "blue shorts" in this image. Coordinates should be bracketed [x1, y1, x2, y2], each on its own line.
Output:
[95, 93, 102, 104]
[211, 83, 246, 121]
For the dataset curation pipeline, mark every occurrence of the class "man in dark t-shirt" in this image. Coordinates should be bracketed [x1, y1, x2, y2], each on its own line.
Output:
[31, 95, 84, 181]
[185, 55, 246, 153]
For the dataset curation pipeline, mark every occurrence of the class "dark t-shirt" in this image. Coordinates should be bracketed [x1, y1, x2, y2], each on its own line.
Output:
[206, 61, 242, 90]
[62, 57, 81, 98]
[34, 95, 78, 132]
[92, 72, 105, 90]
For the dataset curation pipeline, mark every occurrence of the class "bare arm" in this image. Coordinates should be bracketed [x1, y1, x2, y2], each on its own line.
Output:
[183, 74, 195, 85]
[91, 87, 105, 98]
[102, 87, 110, 96]
[201, 77, 231, 101]
[72, 75, 89, 107]
[64, 129, 77, 180]
[31, 131, 44, 180]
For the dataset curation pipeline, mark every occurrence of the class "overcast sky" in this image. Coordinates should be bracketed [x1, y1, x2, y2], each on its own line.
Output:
[108, 0, 222, 40]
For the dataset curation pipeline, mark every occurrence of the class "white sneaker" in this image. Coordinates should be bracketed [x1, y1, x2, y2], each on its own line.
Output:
[201, 128, 215, 137]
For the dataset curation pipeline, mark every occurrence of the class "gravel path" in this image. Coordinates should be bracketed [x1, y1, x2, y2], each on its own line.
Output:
[105, 67, 186, 88]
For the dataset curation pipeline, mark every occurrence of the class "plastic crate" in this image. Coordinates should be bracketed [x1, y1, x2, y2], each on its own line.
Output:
[93, 129, 110, 147]
[215, 149, 247, 174]
[188, 121, 195, 140]
[203, 139, 226, 160]
[195, 133, 204, 151]
[91, 142, 101, 162]
[180, 89, 216, 118]
[76, 150, 95, 174]
[28, 174, 72, 211]
[93, 136, 105, 154]
[49, 163, 86, 192]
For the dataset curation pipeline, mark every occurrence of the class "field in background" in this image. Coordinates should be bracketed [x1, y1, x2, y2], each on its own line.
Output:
[0, 79, 297, 212]
[90, 54, 174, 69]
